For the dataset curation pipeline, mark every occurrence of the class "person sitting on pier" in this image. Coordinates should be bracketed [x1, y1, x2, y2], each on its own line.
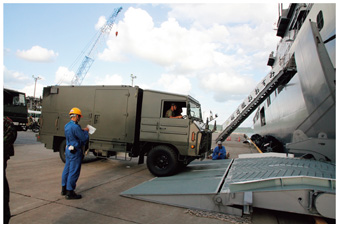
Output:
[212, 141, 229, 160]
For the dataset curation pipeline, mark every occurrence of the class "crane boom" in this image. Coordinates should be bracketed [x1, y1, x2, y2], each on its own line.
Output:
[71, 6, 123, 86]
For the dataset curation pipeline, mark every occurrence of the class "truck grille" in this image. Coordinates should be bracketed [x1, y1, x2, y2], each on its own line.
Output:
[199, 131, 212, 155]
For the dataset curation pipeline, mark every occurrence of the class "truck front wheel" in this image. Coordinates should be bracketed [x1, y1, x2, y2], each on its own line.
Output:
[146, 145, 179, 177]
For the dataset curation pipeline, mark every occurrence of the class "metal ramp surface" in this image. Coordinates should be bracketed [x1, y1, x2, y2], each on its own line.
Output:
[121, 159, 242, 215]
[121, 157, 335, 218]
[222, 157, 335, 193]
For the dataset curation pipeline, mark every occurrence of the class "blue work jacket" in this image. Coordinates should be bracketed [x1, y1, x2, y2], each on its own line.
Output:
[64, 120, 89, 152]
[212, 145, 227, 160]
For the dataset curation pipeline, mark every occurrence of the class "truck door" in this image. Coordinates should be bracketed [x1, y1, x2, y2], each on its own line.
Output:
[159, 101, 189, 144]
[92, 89, 129, 141]
[158, 118, 189, 143]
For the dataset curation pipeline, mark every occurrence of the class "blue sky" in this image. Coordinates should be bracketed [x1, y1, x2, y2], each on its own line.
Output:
[3, 1, 285, 127]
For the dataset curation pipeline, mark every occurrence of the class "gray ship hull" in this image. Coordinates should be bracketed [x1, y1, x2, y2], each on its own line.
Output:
[253, 4, 335, 161]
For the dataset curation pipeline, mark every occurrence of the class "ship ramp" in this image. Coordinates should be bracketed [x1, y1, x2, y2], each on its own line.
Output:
[121, 156, 335, 219]
[216, 62, 297, 142]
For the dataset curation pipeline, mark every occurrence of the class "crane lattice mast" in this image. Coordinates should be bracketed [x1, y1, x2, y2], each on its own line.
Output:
[71, 6, 123, 86]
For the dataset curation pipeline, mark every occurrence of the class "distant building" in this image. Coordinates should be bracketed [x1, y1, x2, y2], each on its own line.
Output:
[26, 96, 42, 111]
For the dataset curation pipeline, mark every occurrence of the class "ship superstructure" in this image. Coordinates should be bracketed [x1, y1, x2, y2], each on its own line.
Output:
[218, 3, 336, 162]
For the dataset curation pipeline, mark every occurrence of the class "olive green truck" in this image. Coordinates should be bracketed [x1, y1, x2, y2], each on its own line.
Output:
[37, 85, 214, 176]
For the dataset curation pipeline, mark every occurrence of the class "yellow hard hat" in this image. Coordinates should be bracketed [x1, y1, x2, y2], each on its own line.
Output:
[69, 107, 82, 117]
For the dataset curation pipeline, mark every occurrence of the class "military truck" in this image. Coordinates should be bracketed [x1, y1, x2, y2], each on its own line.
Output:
[4, 88, 28, 131]
[37, 85, 214, 176]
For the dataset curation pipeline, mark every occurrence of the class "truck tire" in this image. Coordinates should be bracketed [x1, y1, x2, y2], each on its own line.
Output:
[146, 145, 179, 177]
[59, 140, 66, 163]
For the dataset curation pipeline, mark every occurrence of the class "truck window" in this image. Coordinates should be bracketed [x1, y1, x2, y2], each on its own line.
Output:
[162, 101, 186, 118]
[260, 107, 266, 126]
[188, 101, 202, 120]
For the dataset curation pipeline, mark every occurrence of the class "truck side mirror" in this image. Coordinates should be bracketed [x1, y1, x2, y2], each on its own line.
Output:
[208, 112, 218, 121]
[211, 121, 217, 133]
[205, 117, 209, 130]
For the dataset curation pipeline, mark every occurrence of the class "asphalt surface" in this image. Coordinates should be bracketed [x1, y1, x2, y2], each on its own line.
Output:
[6, 131, 320, 224]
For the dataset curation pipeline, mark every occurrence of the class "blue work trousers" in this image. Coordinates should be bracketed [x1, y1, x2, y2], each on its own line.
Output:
[61, 147, 83, 191]
[212, 153, 226, 160]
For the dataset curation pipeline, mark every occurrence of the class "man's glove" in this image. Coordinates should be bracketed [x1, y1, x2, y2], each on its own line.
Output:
[69, 145, 76, 154]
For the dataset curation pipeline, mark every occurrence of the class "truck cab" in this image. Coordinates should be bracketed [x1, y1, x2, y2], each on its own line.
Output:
[140, 90, 212, 176]
[4, 88, 28, 131]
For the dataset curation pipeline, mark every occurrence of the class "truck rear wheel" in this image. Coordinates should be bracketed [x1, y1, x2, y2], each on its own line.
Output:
[59, 140, 66, 163]
[58, 139, 86, 163]
[146, 145, 179, 177]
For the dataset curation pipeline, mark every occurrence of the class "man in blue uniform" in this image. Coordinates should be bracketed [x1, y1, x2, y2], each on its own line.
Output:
[212, 141, 229, 160]
[61, 107, 89, 200]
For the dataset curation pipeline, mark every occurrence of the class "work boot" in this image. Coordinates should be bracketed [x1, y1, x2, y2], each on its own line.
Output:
[65, 190, 82, 200]
[61, 186, 66, 196]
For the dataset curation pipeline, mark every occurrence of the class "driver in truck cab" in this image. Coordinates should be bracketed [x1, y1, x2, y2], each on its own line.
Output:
[165, 103, 183, 119]
[61, 107, 89, 200]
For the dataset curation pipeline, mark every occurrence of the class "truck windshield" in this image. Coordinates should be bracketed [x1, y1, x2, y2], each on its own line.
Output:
[13, 94, 26, 106]
[188, 101, 202, 120]
[4, 91, 26, 107]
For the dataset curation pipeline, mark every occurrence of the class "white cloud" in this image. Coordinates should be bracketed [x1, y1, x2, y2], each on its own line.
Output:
[3, 66, 45, 98]
[93, 74, 123, 85]
[16, 45, 58, 62]
[99, 7, 214, 72]
[55, 66, 75, 85]
[168, 3, 277, 28]
[95, 16, 107, 30]
[199, 72, 256, 102]
[98, 5, 279, 104]
[21, 83, 44, 98]
[4, 66, 30, 84]
[158, 73, 192, 95]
